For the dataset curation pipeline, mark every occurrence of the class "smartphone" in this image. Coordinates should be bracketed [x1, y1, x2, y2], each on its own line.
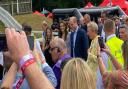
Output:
[98, 37, 105, 49]
[0, 34, 34, 51]
[27, 36, 34, 50]
[0, 34, 7, 51]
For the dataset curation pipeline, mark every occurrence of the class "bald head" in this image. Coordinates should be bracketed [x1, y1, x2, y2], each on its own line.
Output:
[83, 14, 91, 24]
[50, 37, 67, 50]
[50, 37, 67, 63]
[84, 14, 90, 20]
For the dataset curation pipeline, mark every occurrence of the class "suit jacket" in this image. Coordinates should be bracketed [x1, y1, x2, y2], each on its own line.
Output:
[81, 25, 92, 46]
[70, 27, 89, 60]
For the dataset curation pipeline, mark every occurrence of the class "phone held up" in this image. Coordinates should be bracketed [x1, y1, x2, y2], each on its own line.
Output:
[0, 34, 34, 51]
[98, 37, 105, 51]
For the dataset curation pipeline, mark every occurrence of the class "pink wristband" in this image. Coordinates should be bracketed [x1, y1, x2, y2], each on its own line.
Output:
[21, 59, 35, 73]
[19, 54, 34, 68]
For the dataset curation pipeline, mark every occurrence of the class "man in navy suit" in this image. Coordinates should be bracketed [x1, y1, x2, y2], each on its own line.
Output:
[69, 16, 89, 60]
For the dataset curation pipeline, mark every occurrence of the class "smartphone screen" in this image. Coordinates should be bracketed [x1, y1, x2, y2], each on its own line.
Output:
[27, 36, 34, 50]
[98, 37, 105, 49]
[0, 34, 7, 51]
[0, 34, 34, 51]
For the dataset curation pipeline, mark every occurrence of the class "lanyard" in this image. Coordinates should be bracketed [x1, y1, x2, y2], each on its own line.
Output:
[15, 77, 24, 89]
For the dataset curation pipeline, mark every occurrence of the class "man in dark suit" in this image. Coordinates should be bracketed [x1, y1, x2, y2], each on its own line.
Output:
[83, 14, 92, 45]
[69, 16, 89, 60]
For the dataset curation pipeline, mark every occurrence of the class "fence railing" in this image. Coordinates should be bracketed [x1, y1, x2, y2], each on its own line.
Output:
[0, 0, 32, 15]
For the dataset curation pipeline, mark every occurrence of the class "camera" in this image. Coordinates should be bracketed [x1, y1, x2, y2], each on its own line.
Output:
[98, 37, 105, 50]
[0, 34, 34, 51]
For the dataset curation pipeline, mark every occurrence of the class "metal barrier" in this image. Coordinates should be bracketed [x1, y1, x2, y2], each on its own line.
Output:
[0, 0, 32, 15]
[0, 7, 22, 31]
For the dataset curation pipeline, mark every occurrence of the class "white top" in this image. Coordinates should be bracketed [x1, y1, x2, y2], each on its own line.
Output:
[73, 26, 79, 57]
[0, 52, 3, 66]
[101, 26, 106, 41]
[73, 26, 79, 47]
[106, 34, 116, 41]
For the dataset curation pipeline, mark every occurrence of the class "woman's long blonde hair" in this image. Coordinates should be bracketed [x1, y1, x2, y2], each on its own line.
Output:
[60, 58, 96, 89]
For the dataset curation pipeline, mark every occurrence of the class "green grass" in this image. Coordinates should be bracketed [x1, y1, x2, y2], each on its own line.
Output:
[13, 14, 53, 31]
[0, 14, 52, 33]
[0, 21, 5, 33]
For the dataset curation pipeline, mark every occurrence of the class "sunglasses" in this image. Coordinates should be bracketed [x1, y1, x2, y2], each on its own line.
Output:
[49, 47, 59, 53]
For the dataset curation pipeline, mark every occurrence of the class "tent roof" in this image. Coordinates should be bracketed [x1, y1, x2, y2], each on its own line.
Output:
[99, 0, 128, 15]
[99, 0, 109, 7]
[33, 11, 45, 17]
[84, 2, 94, 8]
[100, 0, 125, 7]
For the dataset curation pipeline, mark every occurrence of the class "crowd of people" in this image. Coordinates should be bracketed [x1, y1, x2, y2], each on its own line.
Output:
[0, 12, 128, 89]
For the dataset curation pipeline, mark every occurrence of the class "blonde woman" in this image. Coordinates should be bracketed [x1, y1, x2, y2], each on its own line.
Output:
[86, 21, 99, 73]
[60, 58, 96, 89]
[86, 22, 109, 89]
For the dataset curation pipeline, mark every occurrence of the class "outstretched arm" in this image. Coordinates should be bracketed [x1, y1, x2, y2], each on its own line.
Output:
[5, 28, 54, 89]
[102, 47, 122, 70]
[24, 62, 54, 89]
[1, 63, 17, 88]
[97, 55, 107, 75]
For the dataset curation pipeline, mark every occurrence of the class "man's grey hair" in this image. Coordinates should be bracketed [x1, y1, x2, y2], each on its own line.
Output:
[50, 37, 67, 50]
[120, 24, 128, 34]
[84, 14, 91, 21]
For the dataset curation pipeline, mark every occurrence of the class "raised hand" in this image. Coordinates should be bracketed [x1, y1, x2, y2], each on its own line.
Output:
[101, 44, 111, 55]
[5, 28, 30, 64]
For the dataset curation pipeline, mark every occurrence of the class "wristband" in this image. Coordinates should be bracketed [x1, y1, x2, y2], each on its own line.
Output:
[16, 77, 24, 89]
[21, 59, 35, 73]
[19, 54, 34, 68]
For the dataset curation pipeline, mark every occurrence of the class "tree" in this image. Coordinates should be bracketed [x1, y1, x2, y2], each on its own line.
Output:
[32, 0, 103, 11]
[89, 0, 102, 6]
[32, 0, 41, 11]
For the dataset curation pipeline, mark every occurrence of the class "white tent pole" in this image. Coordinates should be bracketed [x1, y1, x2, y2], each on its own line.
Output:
[17, 0, 19, 14]
[109, 0, 112, 6]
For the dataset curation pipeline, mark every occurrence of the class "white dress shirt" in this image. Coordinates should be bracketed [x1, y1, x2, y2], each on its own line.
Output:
[73, 26, 79, 57]
[0, 52, 3, 66]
